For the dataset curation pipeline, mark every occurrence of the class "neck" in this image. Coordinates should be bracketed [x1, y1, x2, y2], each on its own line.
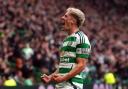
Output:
[68, 25, 79, 35]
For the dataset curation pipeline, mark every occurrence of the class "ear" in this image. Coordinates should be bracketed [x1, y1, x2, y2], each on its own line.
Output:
[71, 17, 77, 25]
[70, 20, 74, 24]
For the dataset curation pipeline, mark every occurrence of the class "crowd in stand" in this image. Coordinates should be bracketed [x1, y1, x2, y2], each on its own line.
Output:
[0, 0, 128, 86]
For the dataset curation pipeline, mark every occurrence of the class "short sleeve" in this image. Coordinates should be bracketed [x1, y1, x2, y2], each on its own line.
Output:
[76, 43, 91, 58]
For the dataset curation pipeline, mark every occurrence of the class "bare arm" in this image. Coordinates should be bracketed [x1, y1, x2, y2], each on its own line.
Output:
[53, 58, 87, 83]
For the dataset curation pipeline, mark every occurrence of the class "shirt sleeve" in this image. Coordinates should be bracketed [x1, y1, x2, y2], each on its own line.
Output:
[76, 43, 91, 59]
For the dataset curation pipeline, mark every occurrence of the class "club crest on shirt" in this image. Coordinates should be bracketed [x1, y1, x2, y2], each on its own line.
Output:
[63, 42, 74, 47]
[67, 42, 73, 46]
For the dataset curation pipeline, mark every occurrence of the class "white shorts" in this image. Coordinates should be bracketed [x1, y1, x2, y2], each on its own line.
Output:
[55, 81, 83, 89]
[55, 82, 74, 89]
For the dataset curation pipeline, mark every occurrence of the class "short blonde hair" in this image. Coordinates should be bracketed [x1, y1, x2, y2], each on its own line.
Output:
[66, 7, 85, 27]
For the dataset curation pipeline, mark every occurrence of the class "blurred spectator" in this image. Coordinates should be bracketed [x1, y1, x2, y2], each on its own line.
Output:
[21, 43, 34, 60]
[104, 72, 116, 85]
[3, 73, 17, 86]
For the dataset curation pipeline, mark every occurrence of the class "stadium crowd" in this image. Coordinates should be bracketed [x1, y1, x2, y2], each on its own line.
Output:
[0, 0, 128, 86]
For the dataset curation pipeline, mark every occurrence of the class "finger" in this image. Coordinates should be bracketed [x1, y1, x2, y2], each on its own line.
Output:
[42, 77, 50, 83]
[41, 74, 45, 78]
[53, 74, 59, 77]
[41, 74, 47, 78]
[53, 77, 57, 81]
[41, 77, 47, 82]
[53, 76, 58, 80]
[42, 74, 47, 77]
[42, 76, 49, 81]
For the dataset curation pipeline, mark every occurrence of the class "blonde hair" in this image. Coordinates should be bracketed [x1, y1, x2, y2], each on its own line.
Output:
[66, 7, 85, 27]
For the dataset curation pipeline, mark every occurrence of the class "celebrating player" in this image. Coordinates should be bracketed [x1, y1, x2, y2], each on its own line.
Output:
[41, 7, 91, 89]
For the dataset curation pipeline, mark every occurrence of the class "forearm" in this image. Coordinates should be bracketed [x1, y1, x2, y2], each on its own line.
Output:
[64, 63, 85, 81]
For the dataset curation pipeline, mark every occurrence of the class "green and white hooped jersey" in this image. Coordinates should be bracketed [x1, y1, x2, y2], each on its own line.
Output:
[58, 30, 91, 89]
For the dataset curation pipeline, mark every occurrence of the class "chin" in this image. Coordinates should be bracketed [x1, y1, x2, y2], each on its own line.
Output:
[61, 28, 67, 32]
[61, 25, 69, 31]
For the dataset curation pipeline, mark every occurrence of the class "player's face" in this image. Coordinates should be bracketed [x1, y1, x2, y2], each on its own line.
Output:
[61, 12, 73, 31]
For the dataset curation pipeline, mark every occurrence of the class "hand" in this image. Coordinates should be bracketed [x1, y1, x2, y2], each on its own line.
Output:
[41, 74, 52, 83]
[53, 74, 66, 83]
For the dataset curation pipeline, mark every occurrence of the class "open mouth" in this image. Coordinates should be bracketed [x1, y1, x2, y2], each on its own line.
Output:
[59, 20, 65, 30]
[60, 20, 65, 27]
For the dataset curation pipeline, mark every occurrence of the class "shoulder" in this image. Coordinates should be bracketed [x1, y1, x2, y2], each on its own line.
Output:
[74, 31, 90, 45]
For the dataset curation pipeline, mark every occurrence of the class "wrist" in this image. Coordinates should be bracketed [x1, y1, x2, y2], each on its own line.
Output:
[50, 74, 55, 80]
[63, 73, 70, 81]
